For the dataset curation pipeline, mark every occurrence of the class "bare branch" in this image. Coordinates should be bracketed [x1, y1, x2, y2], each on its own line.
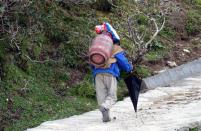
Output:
[10, 24, 21, 51]
[127, 17, 140, 47]
[58, 0, 96, 5]
[107, 0, 118, 8]
[145, 13, 165, 48]
[123, 10, 166, 64]
[24, 54, 62, 63]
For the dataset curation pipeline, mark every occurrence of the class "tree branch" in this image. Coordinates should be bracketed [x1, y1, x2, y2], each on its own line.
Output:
[24, 54, 62, 63]
[145, 13, 165, 48]
[123, 10, 166, 64]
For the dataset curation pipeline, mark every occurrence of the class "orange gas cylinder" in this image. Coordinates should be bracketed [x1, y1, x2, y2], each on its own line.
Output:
[89, 34, 113, 67]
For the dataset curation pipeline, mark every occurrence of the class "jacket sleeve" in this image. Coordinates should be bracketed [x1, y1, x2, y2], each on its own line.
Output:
[114, 51, 133, 73]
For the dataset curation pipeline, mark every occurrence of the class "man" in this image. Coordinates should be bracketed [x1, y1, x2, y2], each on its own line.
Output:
[91, 23, 133, 122]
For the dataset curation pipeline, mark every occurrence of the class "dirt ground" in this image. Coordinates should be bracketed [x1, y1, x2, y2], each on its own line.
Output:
[143, 0, 201, 74]
[144, 37, 201, 73]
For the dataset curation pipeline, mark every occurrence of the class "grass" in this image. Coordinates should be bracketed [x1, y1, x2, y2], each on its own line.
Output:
[190, 127, 201, 131]
[186, 10, 201, 35]
[145, 49, 167, 61]
[1, 0, 201, 130]
[0, 63, 98, 131]
[0, 2, 127, 130]
[196, 0, 201, 5]
[5, 96, 97, 131]
[135, 65, 152, 78]
[159, 27, 176, 39]
[0, 62, 129, 131]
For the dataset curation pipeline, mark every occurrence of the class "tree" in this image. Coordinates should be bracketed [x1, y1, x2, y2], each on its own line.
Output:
[117, 1, 165, 64]
[126, 13, 165, 64]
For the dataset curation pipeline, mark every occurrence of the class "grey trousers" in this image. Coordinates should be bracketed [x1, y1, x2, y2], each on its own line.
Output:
[95, 73, 117, 110]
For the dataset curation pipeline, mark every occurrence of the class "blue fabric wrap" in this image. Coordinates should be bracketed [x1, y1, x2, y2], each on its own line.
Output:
[104, 22, 120, 43]
[91, 51, 133, 79]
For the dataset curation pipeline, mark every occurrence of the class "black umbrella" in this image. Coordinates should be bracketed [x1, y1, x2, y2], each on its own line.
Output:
[124, 74, 142, 112]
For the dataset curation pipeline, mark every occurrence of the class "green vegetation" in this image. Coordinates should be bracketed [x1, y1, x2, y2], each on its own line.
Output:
[160, 27, 176, 39]
[135, 66, 152, 78]
[70, 74, 95, 98]
[0, 63, 97, 131]
[146, 50, 166, 61]
[0, 0, 201, 130]
[145, 40, 168, 61]
[196, 0, 201, 5]
[186, 10, 201, 36]
[190, 127, 201, 131]
[0, 1, 98, 130]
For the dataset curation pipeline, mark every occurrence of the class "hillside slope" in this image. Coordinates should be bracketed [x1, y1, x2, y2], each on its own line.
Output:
[0, 0, 201, 130]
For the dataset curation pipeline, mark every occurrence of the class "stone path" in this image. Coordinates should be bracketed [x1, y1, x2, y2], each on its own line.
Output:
[27, 74, 201, 131]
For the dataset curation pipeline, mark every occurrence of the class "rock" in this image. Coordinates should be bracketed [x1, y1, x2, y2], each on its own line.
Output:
[167, 61, 177, 67]
[153, 68, 168, 74]
[183, 49, 191, 53]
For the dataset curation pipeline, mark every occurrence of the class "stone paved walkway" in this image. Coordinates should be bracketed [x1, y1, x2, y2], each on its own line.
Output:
[27, 74, 201, 131]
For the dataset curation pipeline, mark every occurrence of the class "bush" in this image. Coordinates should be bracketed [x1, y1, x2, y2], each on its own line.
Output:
[185, 10, 201, 36]
[196, 0, 201, 5]
[117, 80, 129, 100]
[135, 65, 151, 78]
[70, 74, 95, 98]
[160, 27, 176, 39]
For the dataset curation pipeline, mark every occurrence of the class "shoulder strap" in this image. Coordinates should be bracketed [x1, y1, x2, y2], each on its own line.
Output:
[111, 45, 124, 57]
[95, 45, 124, 69]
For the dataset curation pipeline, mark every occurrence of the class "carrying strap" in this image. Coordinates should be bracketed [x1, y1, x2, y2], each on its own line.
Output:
[100, 45, 124, 68]
[111, 45, 124, 57]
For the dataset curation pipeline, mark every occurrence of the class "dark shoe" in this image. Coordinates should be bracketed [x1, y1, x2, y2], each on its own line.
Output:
[100, 107, 111, 122]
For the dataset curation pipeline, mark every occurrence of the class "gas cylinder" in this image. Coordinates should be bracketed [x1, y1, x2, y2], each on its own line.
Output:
[89, 34, 113, 67]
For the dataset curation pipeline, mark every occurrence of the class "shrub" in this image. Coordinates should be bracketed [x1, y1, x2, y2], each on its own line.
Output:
[135, 65, 151, 78]
[70, 74, 95, 98]
[196, 0, 201, 5]
[185, 10, 201, 36]
[160, 27, 176, 39]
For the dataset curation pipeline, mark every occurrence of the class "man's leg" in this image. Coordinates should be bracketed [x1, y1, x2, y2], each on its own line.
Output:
[102, 74, 117, 110]
[100, 74, 117, 122]
[95, 74, 107, 107]
[95, 74, 110, 122]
